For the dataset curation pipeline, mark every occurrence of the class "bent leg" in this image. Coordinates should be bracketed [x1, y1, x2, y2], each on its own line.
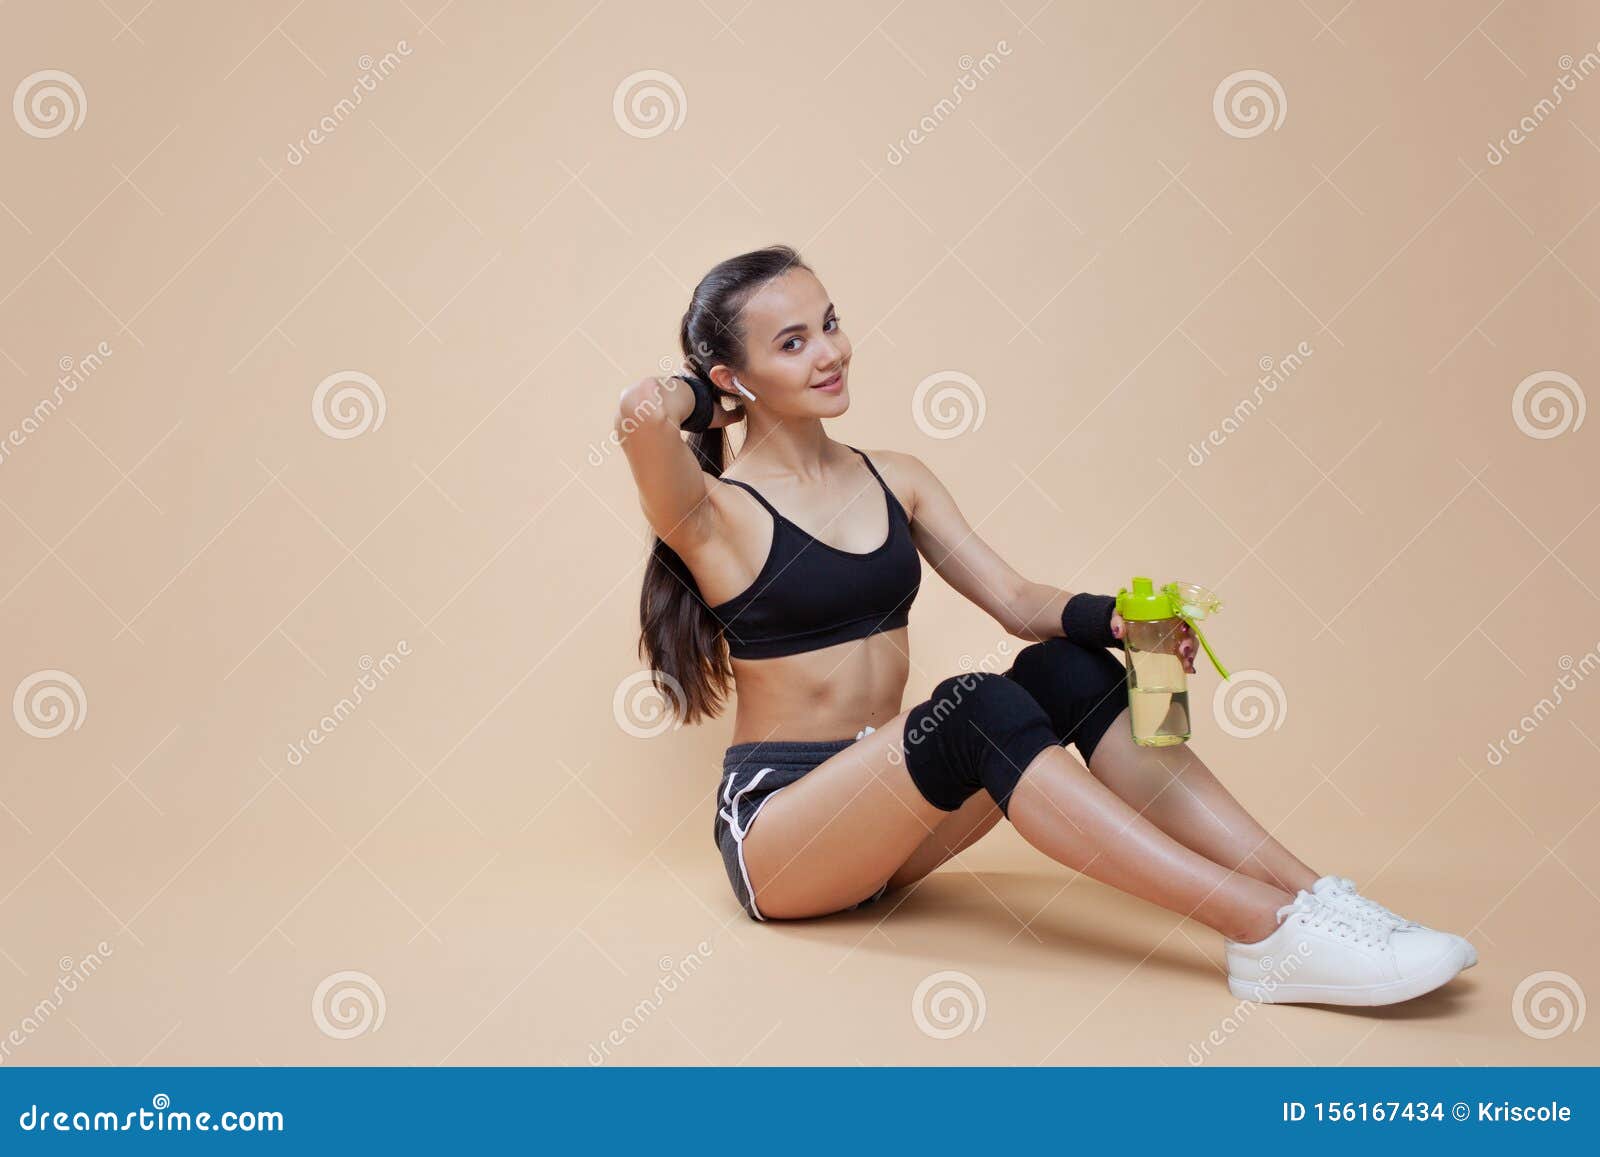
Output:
[745, 672, 1292, 940]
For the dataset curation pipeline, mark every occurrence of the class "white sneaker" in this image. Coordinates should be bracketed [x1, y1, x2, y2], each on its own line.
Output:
[1312, 874, 1478, 969]
[1225, 890, 1468, 1005]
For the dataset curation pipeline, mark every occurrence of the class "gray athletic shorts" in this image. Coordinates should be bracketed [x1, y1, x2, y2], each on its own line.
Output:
[714, 727, 892, 921]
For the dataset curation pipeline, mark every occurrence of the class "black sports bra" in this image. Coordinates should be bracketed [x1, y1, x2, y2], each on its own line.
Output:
[704, 446, 922, 660]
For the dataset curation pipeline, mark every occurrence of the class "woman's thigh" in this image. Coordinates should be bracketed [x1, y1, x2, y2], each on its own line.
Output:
[741, 708, 954, 919]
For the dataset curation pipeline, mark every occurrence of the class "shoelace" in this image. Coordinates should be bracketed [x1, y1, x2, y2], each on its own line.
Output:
[1326, 876, 1422, 930]
[1275, 890, 1393, 948]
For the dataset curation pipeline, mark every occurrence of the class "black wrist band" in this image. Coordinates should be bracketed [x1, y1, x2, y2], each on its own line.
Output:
[675, 373, 717, 433]
[1061, 592, 1119, 649]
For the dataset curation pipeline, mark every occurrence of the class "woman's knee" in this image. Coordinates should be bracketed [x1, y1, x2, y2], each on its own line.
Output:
[1003, 637, 1128, 764]
[1008, 636, 1125, 695]
[900, 671, 1060, 819]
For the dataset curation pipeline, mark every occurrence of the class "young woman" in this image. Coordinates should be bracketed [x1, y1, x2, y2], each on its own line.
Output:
[615, 245, 1476, 1007]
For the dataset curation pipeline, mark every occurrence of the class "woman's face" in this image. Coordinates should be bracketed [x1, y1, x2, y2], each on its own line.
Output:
[725, 268, 851, 416]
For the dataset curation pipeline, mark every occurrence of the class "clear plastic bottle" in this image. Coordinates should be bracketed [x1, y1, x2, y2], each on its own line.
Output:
[1114, 578, 1229, 747]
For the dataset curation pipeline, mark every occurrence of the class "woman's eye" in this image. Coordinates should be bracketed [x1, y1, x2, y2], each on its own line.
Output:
[783, 316, 838, 351]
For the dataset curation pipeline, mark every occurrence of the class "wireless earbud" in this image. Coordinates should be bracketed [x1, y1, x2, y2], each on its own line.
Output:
[683, 360, 756, 404]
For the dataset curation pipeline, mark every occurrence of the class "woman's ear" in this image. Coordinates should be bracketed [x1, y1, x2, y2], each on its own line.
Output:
[708, 366, 755, 401]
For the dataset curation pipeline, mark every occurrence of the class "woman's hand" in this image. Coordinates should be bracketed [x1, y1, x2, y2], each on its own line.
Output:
[1112, 611, 1198, 673]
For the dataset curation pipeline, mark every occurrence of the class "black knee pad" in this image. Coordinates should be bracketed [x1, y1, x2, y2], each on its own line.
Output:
[1002, 637, 1128, 765]
[901, 672, 1060, 818]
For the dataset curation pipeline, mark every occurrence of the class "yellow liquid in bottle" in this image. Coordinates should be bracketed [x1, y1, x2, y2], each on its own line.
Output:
[1126, 641, 1190, 746]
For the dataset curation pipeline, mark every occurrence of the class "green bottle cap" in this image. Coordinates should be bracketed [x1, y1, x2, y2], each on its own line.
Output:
[1116, 575, 1176, 621]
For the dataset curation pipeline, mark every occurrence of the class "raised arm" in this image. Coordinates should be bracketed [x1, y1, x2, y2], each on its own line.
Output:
[614, 375, 731, 552]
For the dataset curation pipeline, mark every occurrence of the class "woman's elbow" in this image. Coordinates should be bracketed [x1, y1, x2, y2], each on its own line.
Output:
[615, 378, 669, 438]
[616, 377, 658, 422]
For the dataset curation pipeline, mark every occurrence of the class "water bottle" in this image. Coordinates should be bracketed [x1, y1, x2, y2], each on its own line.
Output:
[1114, 577, 1230, 746]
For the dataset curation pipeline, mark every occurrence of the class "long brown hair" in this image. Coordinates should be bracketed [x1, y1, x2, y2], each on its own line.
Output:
[637, 244, 810, 725]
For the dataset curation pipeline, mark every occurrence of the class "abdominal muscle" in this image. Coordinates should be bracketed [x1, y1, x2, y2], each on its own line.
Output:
[726, 629, 911, 745]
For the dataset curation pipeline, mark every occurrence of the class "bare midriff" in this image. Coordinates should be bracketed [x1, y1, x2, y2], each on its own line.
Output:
[726, 628, 911, 745]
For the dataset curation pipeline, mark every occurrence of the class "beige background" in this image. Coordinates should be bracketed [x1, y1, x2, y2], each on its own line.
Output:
[1, 0, 1596, 1066]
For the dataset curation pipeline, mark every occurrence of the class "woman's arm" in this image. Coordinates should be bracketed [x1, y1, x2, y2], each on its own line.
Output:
[887, 450, 1090, 640]
[614, 374, 740, 552]
[1011, 583, 1124, 644]
[889, 450, 1192, 667]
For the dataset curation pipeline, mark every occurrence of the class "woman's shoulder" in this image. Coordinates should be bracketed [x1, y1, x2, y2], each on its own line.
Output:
[851, 445, 929, 518]
[853, 445, 920, 473]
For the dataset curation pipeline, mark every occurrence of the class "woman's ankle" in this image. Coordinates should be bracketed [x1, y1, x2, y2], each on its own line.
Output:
[1273, 862, 1321, 895]
[1221, 883, 1295, 943]
[1224, 911, 1277, 944]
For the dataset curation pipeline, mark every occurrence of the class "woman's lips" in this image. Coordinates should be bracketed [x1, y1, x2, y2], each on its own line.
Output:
[811, 372, 843, 393]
